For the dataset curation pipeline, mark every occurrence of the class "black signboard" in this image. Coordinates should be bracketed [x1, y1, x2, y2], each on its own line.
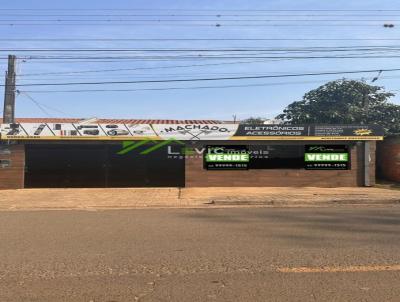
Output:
[310, 125, 384, 137]
[235, 125, 309, 137]
[248, 145, 303, 169]
[305, 145, 350, 170]
[234, 124, 384, 138]
[203, 144, 352, 170]
[204, 145, 249, 170]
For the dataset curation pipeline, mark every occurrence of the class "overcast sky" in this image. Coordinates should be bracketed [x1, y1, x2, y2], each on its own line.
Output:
[1, 0, 400, 121]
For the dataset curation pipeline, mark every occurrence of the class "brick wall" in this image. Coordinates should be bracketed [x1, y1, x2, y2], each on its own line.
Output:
[185, 142, 375, 187]
[0, 144, 25, 189]
[0, 141, 378, 189]
[369, 141, 377, 186]
[376, 137, 400, 182]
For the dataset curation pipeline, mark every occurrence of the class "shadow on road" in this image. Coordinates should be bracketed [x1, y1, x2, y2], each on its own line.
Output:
[180, 208, 400, 248]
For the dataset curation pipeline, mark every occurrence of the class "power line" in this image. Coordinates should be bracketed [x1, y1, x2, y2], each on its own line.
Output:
[18, 75, 399, 94]
[0, 45, 400, 52]
[0, 9, 399, 11]
[2, 38, 400, 41]
[15, 52, 399, 63]
[16, 72, 340, 81]
[16, 58, 295, 63]
[7, 67, 400, 87]
[14, 55, 400, 60]
[22, 68, 394, 81]
[14, 50, 400, 78]
[18, 59, 274, 76]
[0, 23, 393, 26]
[0, 19, 399, 22]
[15, 80, 356, 93]
[2, 13, 400, 16]
[17, 91, 69, 116]
[14, 48, 400, 57]
[4, 46, 400, 51]
[17, 91, 52, 117]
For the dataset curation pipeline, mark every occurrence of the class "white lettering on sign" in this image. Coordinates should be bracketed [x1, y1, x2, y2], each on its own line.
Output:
[206, 154, 249, 162]
[305, 153, 348, 162]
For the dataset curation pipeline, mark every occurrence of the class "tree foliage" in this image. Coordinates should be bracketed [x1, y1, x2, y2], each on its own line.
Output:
[276, 79, 400, 135]
[240, 117, 265, 124]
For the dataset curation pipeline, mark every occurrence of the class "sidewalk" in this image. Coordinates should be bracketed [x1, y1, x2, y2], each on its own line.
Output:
[0, 187, 399, 210]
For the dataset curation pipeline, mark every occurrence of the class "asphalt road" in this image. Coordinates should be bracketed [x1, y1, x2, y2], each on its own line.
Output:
[1, 206, 400, 302]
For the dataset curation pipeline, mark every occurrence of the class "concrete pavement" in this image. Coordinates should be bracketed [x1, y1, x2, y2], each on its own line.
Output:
[0, 187, 399, 210]
[1, 206, 400, 301]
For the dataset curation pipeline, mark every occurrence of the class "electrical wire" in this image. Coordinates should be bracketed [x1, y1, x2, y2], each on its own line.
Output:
[0, 9, 399, 12]
[4, 46, 400, 52]
[12, 55, 400, 64]
[6, 67, 400, 87]
[18, 59, 275, 76]
[0, 23, 394, 26]
[18, 74, 399, 94]
[16, 80, 355, 93]
[17, 91, 52, 117]
[20, 69, 389, 81]
[0, 19, 399, 22]
[2, 38, 400, 41]
[16, 91, 69, 116]
[13, 55, 400, 60]
[2, 13, 400, 16]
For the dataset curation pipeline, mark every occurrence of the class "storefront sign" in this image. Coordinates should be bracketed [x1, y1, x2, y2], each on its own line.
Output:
[232, 124, 384, 140]
[203, 144, 351, 170]
[234, 125, 309, 137]
[0, 123, 384, 141]
[153, 124, 238, 140]
[304, 145, 350, 170]
[0, 123, 157, 140]
[204, 145, 249, 170]
[311, 125, 382, 137]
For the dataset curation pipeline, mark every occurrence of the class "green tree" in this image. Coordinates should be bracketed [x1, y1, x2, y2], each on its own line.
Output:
[240, 117, 265, 124]
[276, 79, 400, 135]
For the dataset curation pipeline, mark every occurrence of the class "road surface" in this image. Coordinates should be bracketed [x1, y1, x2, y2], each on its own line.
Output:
[1, 206, 400, 301]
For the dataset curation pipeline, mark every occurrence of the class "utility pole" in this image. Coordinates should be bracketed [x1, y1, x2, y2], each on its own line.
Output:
[363, 89, 371, 187]
[3, 55, 17, 123]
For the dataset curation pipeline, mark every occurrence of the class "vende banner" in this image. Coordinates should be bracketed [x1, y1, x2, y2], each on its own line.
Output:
[0, 123, 384, 141]
[305, 145, 351, 170]
[204, 145, 249, 170]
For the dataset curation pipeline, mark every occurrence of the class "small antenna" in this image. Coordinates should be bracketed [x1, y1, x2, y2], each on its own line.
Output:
[371, 70, 382, 83]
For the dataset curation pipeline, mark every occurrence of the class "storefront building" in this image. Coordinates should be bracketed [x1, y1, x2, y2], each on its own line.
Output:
[376, 136, 400, 182]
[0, 119, 384, 189]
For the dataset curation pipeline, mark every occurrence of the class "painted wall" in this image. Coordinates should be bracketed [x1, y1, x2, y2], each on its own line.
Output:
[377, 137, 400, 183]
[0, 144, 25, 189]
[185, 142, 375, 187]
[0, 141, 376, 189]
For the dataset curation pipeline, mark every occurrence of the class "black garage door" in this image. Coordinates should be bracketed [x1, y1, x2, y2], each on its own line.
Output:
[25, 143, 185, 188]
